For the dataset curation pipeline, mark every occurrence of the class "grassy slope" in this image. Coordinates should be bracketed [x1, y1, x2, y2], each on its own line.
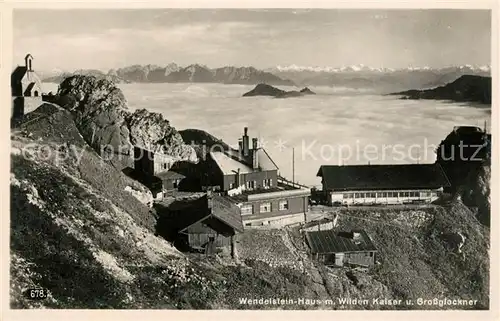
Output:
[334, 206, 489, 309]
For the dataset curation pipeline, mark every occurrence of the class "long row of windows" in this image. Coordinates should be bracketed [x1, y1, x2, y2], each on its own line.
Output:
[230, 179, 274, 190]
[240, 200, 288, 216]
[342, 191, 435, 199]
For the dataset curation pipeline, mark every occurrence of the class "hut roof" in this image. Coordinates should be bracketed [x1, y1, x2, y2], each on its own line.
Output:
[317, 163, 451, 191]
[305, 229, 377, 254]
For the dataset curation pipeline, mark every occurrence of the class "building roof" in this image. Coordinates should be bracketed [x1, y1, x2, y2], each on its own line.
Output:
[305, 229, 377, 254]
[176, 194, 243, 234]
[210, 148, 278, 175]
[317, 163, 451, 191]
[12, 66, 27, 82]
[156, 170, 186, 181]
[209, 193, 244, 232]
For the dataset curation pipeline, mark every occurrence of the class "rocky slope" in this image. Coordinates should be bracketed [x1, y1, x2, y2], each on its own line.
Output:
[243, 83, 316, 98]
[391, 75, 492, 104]
[54, 75, 197, 168]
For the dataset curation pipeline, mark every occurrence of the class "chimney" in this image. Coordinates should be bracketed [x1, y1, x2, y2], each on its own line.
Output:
[252, 137, 258, 150]
[242, 127, 250, 157]
[238, 139, 243, 153]
[252, 138, 259, 169]
[352, 232, 362, 244]
[234, 168, 241, 188]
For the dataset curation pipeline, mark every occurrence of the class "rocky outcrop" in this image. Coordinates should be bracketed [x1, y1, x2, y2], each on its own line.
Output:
[243, 83, 316, 98]
[127, 109, 197, 162]
[242, 83, 286, 97]
[391, 75, 491, 104]
[300, 87, 315, 95]
[179, 129, 231, 159]
[461, 162, 491, 226]
[435, 126, 491, 226]
[276, 87, 316, 98]
[56, 75, 197, 167]
[57, 76, 132, 160]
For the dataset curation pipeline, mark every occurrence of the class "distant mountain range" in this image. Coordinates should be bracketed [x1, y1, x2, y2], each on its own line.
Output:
[41, 63, 491, 92]
[270, 64, 491, 73]
[43, 64, 295, 87]
[268, 65, 491, 93]
[391, 75, 492, 104]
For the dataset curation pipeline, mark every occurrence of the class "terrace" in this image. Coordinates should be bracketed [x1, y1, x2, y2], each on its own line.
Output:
[228, 180, 310, 202]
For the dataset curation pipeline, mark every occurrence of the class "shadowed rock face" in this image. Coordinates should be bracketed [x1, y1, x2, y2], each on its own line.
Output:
[57, 75, 132, 159]
[243, 83, 316, 98]
[56, 75, 197, 167]
[126, 109, 197, 162]
[391, 75, 491, 104]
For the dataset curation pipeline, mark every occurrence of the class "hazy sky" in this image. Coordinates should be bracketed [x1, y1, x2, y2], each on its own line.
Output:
[13, 9, 491, 72]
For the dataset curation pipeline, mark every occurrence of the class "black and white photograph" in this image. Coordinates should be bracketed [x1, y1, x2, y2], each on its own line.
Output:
[4, 5, 496, 313]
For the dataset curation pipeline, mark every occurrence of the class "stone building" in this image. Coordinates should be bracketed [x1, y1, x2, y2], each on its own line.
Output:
[11, 53, 43, 119]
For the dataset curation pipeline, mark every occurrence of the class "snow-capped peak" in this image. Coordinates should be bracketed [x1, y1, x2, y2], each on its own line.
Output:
[273, 64, 491, 73]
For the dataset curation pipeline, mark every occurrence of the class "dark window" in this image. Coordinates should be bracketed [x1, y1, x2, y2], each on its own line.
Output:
[34, 90, 39, 97]
[245, 223, 251, 226]
[370, 252, 374, 257]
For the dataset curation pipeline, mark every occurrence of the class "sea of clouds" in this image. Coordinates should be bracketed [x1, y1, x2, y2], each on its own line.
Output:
[43, 82, 491, 187]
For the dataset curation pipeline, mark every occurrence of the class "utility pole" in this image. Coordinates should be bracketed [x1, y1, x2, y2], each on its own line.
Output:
[292, 147, 295, 184]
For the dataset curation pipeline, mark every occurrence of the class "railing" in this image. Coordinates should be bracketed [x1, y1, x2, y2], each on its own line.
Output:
[247, 188, 311, 201]
[277, 175, 310, 189]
